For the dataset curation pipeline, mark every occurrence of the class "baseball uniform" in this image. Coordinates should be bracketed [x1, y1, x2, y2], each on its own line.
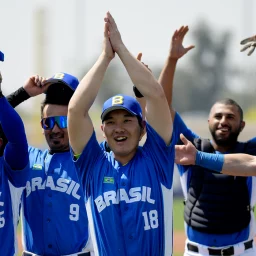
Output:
[73, 107, 177, 256]
[0, 96, 29, 255]
[17, 73, 92, 256]
[173, 112, 256, 255]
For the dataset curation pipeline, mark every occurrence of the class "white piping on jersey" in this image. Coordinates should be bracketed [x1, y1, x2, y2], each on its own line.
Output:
[86, 197, 99, 256]
[0, 192, 5, 228]
[25, 176, 81, 200]
[9, 181, 24, 256]
[95, 186, 155, 213]
[161, 183, 173, 256]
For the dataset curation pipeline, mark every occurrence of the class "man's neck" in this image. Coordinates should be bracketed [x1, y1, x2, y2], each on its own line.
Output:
[49, 148, 70, 154]
[212, 141, 238, 153]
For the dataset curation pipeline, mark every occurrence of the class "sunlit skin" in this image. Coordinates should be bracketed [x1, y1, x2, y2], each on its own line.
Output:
[101, 109, 145, 165]
[208, 103, 245, 152]
[42, 104, 69, 151]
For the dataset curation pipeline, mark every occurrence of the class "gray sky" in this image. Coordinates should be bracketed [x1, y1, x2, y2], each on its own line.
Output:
[0, 0, 255, 99]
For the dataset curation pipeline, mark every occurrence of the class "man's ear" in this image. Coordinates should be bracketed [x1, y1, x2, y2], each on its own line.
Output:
[139, 120, 146, 140]
[101, 124, 106, 139]
[240, 121, 245, 132]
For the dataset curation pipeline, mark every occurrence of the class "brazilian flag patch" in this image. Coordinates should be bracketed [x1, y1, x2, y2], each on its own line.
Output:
[32, 164, 43, 170]
[103, 177, 114, 184]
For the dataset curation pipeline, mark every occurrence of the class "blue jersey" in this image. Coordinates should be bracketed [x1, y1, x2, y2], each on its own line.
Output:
[0, 157, 29, 255]
[21, 146, 90, 255]
[74, 124, 176, 256]
[173, 112, 256, 247]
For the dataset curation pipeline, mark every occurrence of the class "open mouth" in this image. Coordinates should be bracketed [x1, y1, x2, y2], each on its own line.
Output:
[114, 136, 127, 142]
[217, 127, 230, 134]
[50, 135, 64, 140]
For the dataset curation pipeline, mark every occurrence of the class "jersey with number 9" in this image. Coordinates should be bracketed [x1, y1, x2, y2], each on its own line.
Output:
[21, 146, 90, 255]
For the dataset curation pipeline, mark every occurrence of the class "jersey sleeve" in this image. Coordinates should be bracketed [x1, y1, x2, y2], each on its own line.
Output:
[0, 96, 29, 170]
[173, 112, 199, 176]
[3, 160, 30, 187]
[72, 131, 104, 196]
[245, 137, 256, 155]
[142, 123, 177, 189]
[173, 112, 199, 141]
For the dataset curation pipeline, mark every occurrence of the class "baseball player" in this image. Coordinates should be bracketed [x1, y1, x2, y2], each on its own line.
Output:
[176, 134, 256, 176]
[68, 12, 177, 256]
[7, 73, 92, 255]
[0, 67, 29, 255]
[157, 28, 256, 255]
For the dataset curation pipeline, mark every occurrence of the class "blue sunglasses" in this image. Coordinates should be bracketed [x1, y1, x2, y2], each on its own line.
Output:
[41, 116, 68, 130]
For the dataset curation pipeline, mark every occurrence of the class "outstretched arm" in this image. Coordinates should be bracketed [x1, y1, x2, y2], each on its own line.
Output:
[68, 21, 115, 155]
[0, 72, 28, 170]
[106, 12, 172, 144]
[159, 26, 194, 119]
[175, 134, 256, 176]
[240, 35, 256, 56]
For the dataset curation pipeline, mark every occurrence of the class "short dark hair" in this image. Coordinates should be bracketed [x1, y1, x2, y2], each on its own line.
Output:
[214, 98, 243, 120]
[41, 82, 74, 118]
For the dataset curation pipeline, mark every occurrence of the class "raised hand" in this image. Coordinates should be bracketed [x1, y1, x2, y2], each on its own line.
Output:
[175, 133, 197, 165]
[240, 35, 256, 56]
[169, 26, 195, 60]
[23, 75, 49, 97]
[103, 21, 115, 60]
[104, 12, 123, 53]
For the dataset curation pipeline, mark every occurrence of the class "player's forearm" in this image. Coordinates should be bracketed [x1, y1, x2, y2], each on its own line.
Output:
[69, 53, 111, 116]
[222, 154, 256, 176]
[6, 87, 30, 108]
[158, 57, 177, 107]
[117, 44, 160, 98]
[196, 151, 256, 177]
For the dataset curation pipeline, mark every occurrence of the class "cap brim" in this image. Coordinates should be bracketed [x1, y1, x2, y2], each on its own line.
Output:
[44, 79, 74, 93]
[101, 106, 137, 121]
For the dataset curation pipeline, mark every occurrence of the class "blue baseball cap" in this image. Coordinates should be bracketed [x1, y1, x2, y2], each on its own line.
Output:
[46, 72, 79, 91]
[101, 94, 143, 121]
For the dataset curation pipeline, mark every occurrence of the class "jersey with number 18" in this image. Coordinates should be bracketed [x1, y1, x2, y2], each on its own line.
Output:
[74, 124, 177, 256]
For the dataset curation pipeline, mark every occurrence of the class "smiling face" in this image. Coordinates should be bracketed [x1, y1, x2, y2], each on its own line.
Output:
[101, 109, 145, 164]
[42, 104, 69, 151]
[208, 103, 245, 151]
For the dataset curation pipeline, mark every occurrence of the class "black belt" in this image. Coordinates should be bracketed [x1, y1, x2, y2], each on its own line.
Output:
[23, 252, 91, 256]
[187, 239, 253, 256]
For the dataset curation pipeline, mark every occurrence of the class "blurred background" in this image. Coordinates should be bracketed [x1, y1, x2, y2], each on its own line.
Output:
[1, 0, 255, 254]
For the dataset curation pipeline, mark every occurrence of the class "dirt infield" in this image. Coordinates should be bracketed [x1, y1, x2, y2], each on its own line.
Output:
[174, 231, 186, 253]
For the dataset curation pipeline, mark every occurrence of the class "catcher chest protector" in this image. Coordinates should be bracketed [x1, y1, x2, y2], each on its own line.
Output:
[184, 138, 256, 234]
